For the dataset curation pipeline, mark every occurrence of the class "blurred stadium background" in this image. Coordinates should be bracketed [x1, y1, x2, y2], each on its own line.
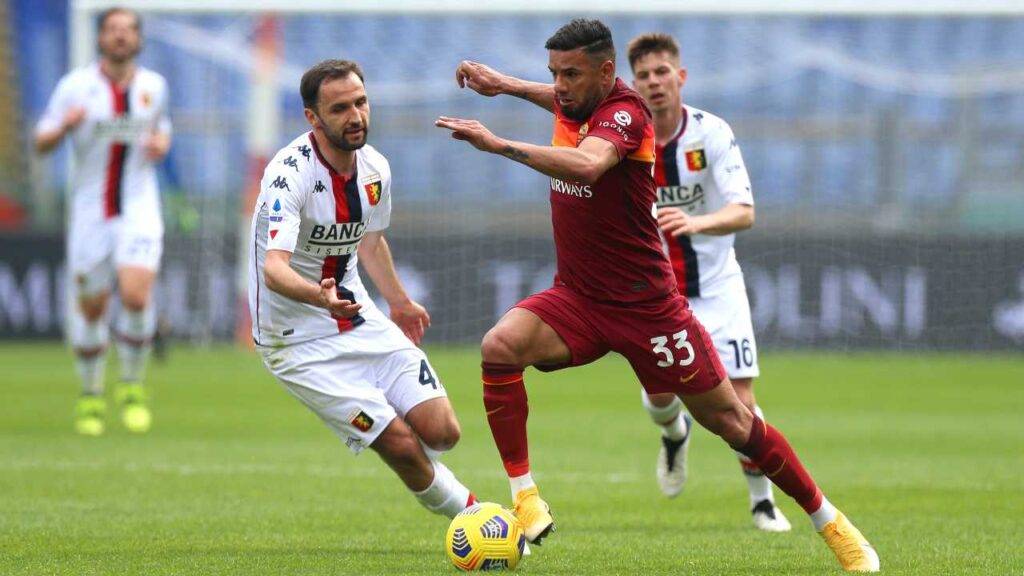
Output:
[3, 2, 1023, 574]
[2, 0, 1022, 351]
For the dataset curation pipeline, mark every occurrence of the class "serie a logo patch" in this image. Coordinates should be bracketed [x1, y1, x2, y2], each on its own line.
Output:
[685, 148, 707, 171]
[349, 410, 374, 432]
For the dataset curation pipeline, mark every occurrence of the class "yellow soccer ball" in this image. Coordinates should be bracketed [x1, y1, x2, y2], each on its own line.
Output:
[445, 502, 526, 571]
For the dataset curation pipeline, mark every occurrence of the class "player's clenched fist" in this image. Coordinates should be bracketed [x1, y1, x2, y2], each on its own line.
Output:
[455, 60, 507, 97]
[435, 116, 502, 153]
[318, 278, 362, 319]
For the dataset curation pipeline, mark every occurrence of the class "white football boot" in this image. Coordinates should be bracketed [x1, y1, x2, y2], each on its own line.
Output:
[751, 499, 792, 532]
[656, 413, 692, 497]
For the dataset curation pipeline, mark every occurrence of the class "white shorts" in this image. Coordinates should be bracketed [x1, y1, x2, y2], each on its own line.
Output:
[689, 274, 760, 380]
[69, 217, 163, 297]
[258, 323, 446, 454]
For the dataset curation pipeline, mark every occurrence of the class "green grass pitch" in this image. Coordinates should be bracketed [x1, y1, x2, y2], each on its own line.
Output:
[2, 343, 1022, 575]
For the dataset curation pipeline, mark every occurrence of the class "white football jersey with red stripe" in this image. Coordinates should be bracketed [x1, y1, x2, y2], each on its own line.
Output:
[36, 63, 170, 231]
[655, 105, 753, 298]
[249, 132, 392, 346]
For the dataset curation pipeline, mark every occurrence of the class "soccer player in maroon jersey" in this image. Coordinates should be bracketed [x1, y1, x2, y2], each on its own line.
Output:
[436, 18, 878, 572]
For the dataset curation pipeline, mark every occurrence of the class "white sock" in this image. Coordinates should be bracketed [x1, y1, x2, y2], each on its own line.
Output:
[737, 405, 774, 507]
[116, 307, 155, 383]
[641, 391, 688, 441]
[71, 308, 109, 395]
[413, 461, 473, 519]
[509, 472, 536, 499]
[810, 496, 838, 531]
[419, 439, 444, 463]
[75, 351, 107, 396]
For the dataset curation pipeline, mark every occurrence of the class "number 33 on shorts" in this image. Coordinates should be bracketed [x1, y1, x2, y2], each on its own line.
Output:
[650, 330, 695, 368]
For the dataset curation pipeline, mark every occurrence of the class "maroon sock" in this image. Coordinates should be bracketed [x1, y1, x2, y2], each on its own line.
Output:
[738, 416, 824, 514]
[482, 362, 530, 477]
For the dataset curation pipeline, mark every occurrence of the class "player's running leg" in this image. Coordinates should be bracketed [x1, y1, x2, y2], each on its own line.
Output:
[114, 266, 157, 433]
[730, 378, 791, 532]
[682, 382, 879, 572]
[71, 290, 111, 436]
[480, 307, 572, 544]
[372, 415, 474, 518]
[641, 391, 693, 497]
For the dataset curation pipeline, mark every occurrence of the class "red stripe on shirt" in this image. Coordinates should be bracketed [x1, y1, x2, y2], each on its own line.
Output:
[103, 82, 129, 219]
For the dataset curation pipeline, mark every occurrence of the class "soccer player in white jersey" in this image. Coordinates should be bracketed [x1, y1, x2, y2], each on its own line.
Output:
[249, 60, 477, 519]
[35, 8, 171, 436]
[628, 33, 792, 532]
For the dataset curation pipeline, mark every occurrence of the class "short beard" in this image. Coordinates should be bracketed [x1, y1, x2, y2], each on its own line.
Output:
[322, 123, 368, 152]
[100, 45, 140, 65]
[561, 94, 600, 122]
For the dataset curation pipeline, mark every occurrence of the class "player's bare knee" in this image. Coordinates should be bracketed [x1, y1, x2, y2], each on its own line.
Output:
[120, 290, 150, 312]
[695, 406, 750, 446]
[79, 296, 108, 322]
[425, 418, 461, 452]
[480, 327, 524, 365]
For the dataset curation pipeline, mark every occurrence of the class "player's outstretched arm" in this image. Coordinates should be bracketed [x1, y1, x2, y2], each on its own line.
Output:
[435, 116, 617, 184]
[264, 249, 362, 318]
[358, 231, 430, 344]
[435, 116, 618, 185]
[455, 60, 554, 113]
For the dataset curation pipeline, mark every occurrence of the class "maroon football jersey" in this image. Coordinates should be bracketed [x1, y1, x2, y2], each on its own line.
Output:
[548, 78, 677, 303]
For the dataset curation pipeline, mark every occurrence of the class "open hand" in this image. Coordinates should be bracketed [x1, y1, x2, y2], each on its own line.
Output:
[389, 299, 431, 345]
[318, 278, 362, 318]
[435, 116, 501, 152]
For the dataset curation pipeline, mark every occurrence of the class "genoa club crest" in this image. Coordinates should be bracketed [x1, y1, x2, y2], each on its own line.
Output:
[349, 410, 374, 432]
[364, 181, 383, 205]
[685, 148, 707, 171]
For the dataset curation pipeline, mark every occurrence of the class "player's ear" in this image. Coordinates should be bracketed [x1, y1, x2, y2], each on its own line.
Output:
[677, 68, 688, 88]
[303, 107, 319, 129]
[600, 59, 615, 81]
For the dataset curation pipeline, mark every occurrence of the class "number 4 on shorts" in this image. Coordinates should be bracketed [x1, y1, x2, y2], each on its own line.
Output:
[418, 359, 439, 390]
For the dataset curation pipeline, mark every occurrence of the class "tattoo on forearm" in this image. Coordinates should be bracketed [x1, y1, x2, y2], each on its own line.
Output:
[501, 145, 530, 163]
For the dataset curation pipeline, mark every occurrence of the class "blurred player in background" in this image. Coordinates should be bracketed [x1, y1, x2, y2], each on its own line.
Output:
[35, 7, 171, 436]
[438, 18, 878, 572]
[250, 59, 476, 519]
[627, 32, 790, 532]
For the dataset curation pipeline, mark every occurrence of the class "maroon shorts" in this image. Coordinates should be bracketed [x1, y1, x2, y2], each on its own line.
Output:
[515, 284, 726, 395]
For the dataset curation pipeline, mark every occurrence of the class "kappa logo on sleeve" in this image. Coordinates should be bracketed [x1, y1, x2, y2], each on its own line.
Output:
[348, 410, 375, 432]
[613, 110, 632, 126]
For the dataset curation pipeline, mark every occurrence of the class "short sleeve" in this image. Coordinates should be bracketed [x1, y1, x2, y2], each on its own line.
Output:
[262, 167, 304, 253]
[708, 121, 753, 206]
[584, 98, 647, 159]
[36, 76, 74, 135]
[366, 172, 391, 232]
[156, 76, 172, 136]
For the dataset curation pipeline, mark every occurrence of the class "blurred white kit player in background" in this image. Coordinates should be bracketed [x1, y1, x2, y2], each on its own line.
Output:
[249, 59, 477, 518]
[35, 7, 172, 436]
[628, 32, 792, 533]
